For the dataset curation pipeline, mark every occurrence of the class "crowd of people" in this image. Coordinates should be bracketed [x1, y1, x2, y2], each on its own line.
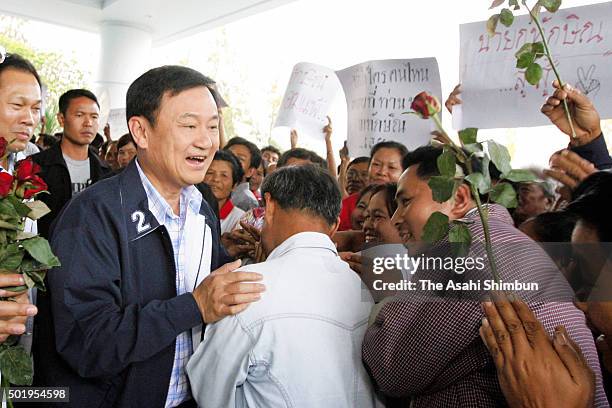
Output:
[0, 49, 611, 408]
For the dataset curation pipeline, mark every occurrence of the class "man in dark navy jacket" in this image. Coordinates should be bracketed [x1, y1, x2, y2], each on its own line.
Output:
[32, 66, 266, 408]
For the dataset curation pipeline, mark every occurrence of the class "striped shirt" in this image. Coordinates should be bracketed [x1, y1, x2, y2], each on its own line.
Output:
[362, 204, 609, 407]
[136, 160, 203, 408]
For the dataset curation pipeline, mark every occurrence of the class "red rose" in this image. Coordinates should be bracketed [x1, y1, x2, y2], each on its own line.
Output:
[0, 138, 7, 159]
[22, 175, 47, 199]
[15, 157, 42, 182]
[0, 172, 14, 198]
[411, 91, 442, 119]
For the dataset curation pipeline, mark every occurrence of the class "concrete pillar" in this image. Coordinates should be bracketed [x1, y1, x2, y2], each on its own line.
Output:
[97, 21, 152, 110]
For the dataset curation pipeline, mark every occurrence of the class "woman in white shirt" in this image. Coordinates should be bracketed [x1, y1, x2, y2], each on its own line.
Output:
[204, 150, 246, 233]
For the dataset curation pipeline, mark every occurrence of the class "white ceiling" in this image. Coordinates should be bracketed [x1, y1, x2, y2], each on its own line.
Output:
[0, 0, 296, 45]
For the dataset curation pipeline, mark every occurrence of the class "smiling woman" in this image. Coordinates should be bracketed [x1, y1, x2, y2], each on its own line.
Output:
[204, 149, 245, 233]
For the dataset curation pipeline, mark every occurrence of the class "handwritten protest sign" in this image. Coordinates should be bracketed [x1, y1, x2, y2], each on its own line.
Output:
[459, 2, 612, 129]
[107, 108, 128, 140]
[336, 59, 442, 157]
[274, 62, 340, 141]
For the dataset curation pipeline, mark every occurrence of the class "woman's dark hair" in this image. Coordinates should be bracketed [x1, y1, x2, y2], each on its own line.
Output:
[261, 145, 281, 157]
[370, 141, 409, 169]
[368, 183, 398, 217]
[116, 133, 135, 150]
[213, 149, 244, 186]
[277, 148, 327, 169]
[357, 184, 379, 201]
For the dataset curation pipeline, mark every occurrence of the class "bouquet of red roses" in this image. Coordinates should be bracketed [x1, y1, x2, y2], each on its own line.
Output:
[0, 138, 60, 405]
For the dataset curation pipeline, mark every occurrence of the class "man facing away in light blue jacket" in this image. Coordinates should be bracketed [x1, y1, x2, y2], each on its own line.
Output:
[186, 164, 380, 408]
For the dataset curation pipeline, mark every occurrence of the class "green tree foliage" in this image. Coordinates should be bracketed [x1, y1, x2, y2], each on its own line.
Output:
[0, 15, 88, 134]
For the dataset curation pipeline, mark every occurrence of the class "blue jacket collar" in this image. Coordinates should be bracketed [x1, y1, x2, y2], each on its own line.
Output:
[118, 160, 217, 241]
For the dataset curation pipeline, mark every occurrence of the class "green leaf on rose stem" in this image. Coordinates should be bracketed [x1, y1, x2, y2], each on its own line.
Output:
[21, 237, 61, 267]
[421, 212, 449, 244]
[459, 128, 478, 145]
[482, 155, 492, 189]
[24, 200, 51, 221]
[24, 269, 47, 291]
[515, 42, 533, 59]
[464, 143, 483, 154]
[7, 196, 32, 218]
[541, 0, 561, 12]
[516, 51, 535, 69]
[499, 8, 514, 26]
[0, 220, 19, 231]
[489, 0, 505, 9]
[502, 169, 538, 183]
[487, 140, 512, 175]
[532, 41, 545, 57]
[523, 0, 542, 19]
[490, 182, 518, 208]
[22, 272, 36, 290]
[15, 231, 37, 241]
[0, 199, 19, 222]
[428, 176, 456, 203]
[525, 62, 543, 85]
[0, 345, 34, 385]
[487, 14, 500, 37]
[18, 257, 48, 273]
[449, 222, 472, 258]
[0, 243, 24, 270]
[437, 150, 456, 178]
[465, 172, 491, 195]
[509, 0, 520, 10]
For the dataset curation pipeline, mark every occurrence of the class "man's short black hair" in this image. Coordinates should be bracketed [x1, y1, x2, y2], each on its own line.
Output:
[126, 65, 218, 129]
[261, 145, 281, 157]
[277, 148, 327, 170]
[370, 141, 409, 169]
[0, 53, 41, 89]
[212, 149, 245, 186]
[567, 172, 612, 242]
[224, 136, 262, 170]
[58, 89, 99, 115]
[402, 145, 483, 179]
[116, 133, 135, 150]
[261, 164, 341, 226]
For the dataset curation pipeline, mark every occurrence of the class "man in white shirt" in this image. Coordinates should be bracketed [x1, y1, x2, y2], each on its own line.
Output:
[187, 164, 380, 408]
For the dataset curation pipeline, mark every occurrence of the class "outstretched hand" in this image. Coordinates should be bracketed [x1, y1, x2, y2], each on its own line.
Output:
[541, 80, 601, 147]
[480, 292, 594, 408]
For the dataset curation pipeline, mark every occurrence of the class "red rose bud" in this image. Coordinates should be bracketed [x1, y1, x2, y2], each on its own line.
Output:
[0, 172, 14, 198]
[0, 138, 7, 158]
[15, 157, 42, 181]
[22, 175, 47, 199]
[411, 92, 442, 119]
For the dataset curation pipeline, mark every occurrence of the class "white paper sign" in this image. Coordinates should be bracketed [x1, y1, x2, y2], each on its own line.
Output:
[459, 2, 612, 129]
[336, 58, 442, 157]
[274, 62, 340, 141]
[107, 108, 128, 140]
